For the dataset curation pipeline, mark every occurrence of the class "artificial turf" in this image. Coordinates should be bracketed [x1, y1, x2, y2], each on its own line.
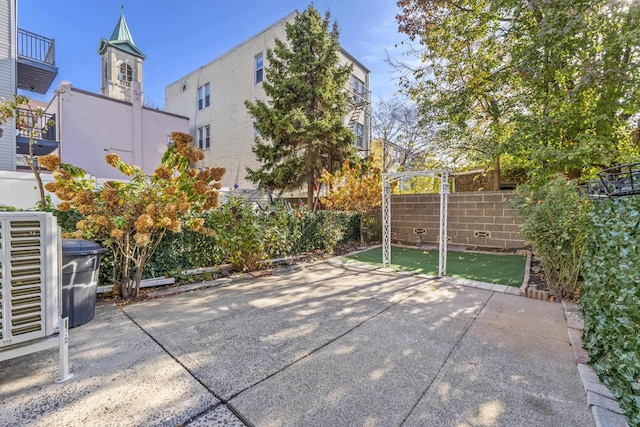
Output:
[345, 245, 526, 287]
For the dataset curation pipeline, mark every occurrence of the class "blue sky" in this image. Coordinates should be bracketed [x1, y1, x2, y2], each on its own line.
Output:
[17, 0, 411, 109]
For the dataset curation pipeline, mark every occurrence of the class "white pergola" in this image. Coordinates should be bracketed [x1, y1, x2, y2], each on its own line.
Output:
[382, 170, 450, 276]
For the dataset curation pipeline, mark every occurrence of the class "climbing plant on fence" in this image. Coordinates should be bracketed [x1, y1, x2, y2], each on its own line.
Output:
[581, 196, 640, 426]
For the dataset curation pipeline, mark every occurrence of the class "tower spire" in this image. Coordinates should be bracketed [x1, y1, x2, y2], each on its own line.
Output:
[98, 8, 145, 102]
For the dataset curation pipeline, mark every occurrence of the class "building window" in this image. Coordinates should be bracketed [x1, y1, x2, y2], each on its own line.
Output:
[255, 54, 264, 84]
[104, 61, 108, 83]
[350, 75, 366, 102]
[198, 83, 210, 110]
[119, 63, 133, 87]
[198, 125, 210, 150]
[355, 123, 365, 149]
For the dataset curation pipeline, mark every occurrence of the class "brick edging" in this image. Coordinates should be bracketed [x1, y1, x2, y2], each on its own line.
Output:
[562, 301, 630, 427]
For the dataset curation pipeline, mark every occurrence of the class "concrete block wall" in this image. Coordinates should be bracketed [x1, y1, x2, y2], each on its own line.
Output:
[391, 191, 525, 249]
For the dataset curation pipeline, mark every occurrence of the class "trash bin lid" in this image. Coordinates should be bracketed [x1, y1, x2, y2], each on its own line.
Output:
[61, 239, 108, 256]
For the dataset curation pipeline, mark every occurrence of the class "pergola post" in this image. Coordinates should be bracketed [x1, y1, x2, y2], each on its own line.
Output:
[382, 177, 392, 267]
[438, 170, 449, 277]
[381, 170, 449, 275]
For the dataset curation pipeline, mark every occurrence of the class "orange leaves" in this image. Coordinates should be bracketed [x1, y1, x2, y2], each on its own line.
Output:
[105, 153, 121, 167]
[319, 158, 382, 215]
[38, 154, 61, 171]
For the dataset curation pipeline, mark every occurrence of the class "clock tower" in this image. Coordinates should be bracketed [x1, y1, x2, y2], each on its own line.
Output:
[97, 9, 145, 102]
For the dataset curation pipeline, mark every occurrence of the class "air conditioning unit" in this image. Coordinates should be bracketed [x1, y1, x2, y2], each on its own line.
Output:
[0, 212, 72, 382]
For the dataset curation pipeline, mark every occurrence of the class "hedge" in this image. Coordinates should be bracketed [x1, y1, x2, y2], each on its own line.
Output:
[581, 196, 640, 425]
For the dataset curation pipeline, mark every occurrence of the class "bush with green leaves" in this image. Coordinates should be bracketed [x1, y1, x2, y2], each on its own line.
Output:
[205, 197, 302, 272]
[51, 202, 359, 285]
[581, 196, 640, 425]
[293, 209, 358, 253]
[145, 222, 225, 278]
[514, 174, 590, 299]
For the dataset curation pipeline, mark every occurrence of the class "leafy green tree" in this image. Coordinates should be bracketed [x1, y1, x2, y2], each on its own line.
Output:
[246, 5, 356, 208]
[396, 0, 640, 184]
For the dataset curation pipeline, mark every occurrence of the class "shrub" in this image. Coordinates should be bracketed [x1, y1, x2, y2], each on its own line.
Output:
[41, 132, 225, 299]
[144, 222, 225, 278]
[206, 198, 301, 271]
[293, 209, 358, 253]
[514, 174, 590, 299]
[581, 196, 640, 425]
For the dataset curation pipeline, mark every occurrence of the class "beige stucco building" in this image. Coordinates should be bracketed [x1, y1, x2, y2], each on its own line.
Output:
[165, 11, 371, 191]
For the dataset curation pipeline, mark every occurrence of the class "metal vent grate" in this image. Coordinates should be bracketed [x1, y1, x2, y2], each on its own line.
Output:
[0, 212, 71, 383]
[8, 219, 45, 341]
[0, 215, 58, 348]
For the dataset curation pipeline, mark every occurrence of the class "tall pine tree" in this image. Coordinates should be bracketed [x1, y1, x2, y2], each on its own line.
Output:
[245, 5, 356, 208]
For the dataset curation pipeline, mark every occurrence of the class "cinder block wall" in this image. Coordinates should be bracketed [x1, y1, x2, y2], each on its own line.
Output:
[390, 192, 525, 249]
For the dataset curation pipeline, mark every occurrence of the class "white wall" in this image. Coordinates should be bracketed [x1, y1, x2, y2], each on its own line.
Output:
[50, 82, 189, 179]
[0, 170, 57, 209]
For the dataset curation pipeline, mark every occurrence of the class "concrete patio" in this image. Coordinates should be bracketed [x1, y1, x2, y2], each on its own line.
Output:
[0, 259, 594, 426]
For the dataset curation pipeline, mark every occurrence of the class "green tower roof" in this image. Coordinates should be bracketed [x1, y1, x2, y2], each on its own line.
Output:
[98, 12, 146, 59]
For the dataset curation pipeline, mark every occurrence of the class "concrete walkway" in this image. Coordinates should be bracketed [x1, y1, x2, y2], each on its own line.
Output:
[0, 260, 594, 427]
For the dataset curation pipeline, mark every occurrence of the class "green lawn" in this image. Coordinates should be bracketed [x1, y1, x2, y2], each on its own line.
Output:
[345, 246, 526, 287]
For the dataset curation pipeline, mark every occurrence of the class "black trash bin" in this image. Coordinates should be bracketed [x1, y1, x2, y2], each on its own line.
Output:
[61, 239, 107, 328]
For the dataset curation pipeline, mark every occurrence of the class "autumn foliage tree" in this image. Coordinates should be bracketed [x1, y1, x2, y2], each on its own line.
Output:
[40, 131, 225, 299]
[320, 158, 382, 245]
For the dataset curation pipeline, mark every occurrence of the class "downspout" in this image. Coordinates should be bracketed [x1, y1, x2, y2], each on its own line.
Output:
[56, 86, 63, 160]
[10, 0, 17, 170]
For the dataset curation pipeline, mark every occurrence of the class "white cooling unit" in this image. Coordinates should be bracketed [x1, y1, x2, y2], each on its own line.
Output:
[0, 211, 72, 382]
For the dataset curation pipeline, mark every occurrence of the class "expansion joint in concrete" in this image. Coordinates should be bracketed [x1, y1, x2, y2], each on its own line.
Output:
[400, 292, 494, 426]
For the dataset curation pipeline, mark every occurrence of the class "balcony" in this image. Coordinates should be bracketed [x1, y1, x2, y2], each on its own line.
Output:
[15, 108, 58, 156]
[17, 28, 58, 94]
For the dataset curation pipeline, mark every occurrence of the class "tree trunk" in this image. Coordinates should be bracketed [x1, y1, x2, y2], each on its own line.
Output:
[491, 157, 501, 191]
[24, 153, 46, 209]
[133, 264, 144, 298]
[119, 236, 132, 299]
[307, 174, 315, 210]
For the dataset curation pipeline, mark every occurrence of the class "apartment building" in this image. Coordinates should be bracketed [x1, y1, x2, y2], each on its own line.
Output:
[0, 0, 58, 172]
[165, 11, 370, 191]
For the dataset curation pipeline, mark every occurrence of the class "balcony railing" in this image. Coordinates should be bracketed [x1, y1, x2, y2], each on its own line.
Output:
[15, 108, 58, 156]
[17, 28, 55, 66]
[597, 163, 640, 197]
[16, 108, 56, 140]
